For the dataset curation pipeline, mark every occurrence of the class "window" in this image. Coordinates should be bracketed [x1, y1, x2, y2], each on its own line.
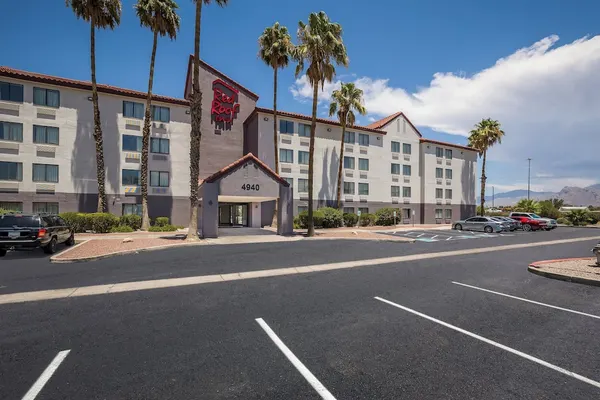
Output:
[435, 209, 443, 219]
[33, 125, 58, 145]
[436, 147, 444, 158]
[403, 165, 412, 176]
[344, 156, 355, 169]
[391, 163, 401, 175]
[280, 149, 293, 163]
[298, 123, 311, 137]
[122, 169, 141, 186]
[403, 208, 411, 219]
[151, 138, 170, 154]
[358, 183, 369, 195]
[298, 206, 308, 214]
[279, 119, 294, 134]
[283, 177, 293, 187]
[0, 162, 22, 181]
[298, 178, 308, 193]
[33, 202, 59, 214]
[391, 141, 400, 153]
[32, 164, 59, 183]
[151, 105, 170, 122]
[33, 87, 60, 107]
[0, 81, 23, 102]
[436, 188, 443, 199]
[123, 204, 142, 216]
[358, 158, 369, 171]
[122, 135, 142, 152]
[343, 207, 354, 214]
[445, 149, 453, 159]
[445, 209, 452, 219]
[445, 189, 453, 199]
[150, 171, 169, 187]
[358, 133, 369, 146]
[123, 101, 144, 119]
[403, 186, 412, 197]
[0, 121, 23, 142]
[391, 186, 400, 197]
[0, 202, 23, 211]
[358, 207, 369, 214]
[343, 182, 355, 195]
[344, 131, 355, 143]
[403, 143, 411, 154]
[298, 151, 309, 165]
[436, 168, 443, 178]
[446, 169, 453, 179]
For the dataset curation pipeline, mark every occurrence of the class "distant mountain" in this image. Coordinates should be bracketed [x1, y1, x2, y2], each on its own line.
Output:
[557, 186, 600, 207]
[586, 184, 600, 190]
[478, 185, 600, 206]
[489, 189, 556, 200]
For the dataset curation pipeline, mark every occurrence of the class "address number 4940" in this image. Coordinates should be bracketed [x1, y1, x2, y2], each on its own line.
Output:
[241, 184, 259, 191]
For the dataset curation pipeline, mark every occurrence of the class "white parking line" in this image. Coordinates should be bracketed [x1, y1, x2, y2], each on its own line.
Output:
[22, 350, 71, 400]
[255, 318, 336, 400]
[452, 282, 600, 320]
[374, 297, 600, 390]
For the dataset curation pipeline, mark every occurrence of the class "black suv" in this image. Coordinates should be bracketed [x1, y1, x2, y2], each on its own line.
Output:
[0, 214, 74, 256]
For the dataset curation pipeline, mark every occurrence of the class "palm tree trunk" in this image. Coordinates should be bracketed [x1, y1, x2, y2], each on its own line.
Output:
[307, 83, 319, 237]
[271, 67, 279, 228]
[336, 119, 345, 209]
[480, 149, 487, 216]
[187, 0, 203, 240]
[141, 30, 158, 231]
[90, 22, 107, 213]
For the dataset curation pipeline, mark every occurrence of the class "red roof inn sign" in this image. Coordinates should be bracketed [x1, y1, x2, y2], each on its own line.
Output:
[211, 79, 240, 130]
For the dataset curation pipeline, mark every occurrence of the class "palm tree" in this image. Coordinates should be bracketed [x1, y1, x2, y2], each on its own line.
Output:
[258, 22, 293, 227]
[294, 11, 348, 236]
[187, 0, 229, 240]
[566, 209, 589, 226]
[468, 118, 505, 216]
[329, 82, 366, 209]
[135, 0, 180, 230]
[66, 0, 121, 212]
[515, 198, 540, 213]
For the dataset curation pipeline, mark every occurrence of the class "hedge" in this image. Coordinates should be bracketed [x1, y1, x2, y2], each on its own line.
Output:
[319, 207, 344, 228]
[297, 210, 324, 229]
[343, 213, 359, 227]
[359, 213, 377, 227]
[375, 208, 400, 226]
[110, 225, 134, 233]
[120, 214, 141, 231]
[148, 224, 178, 232]
[154, 217, 170, 227]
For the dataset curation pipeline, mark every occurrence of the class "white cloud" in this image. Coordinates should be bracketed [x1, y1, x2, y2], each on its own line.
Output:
[290, 35, 600, 191]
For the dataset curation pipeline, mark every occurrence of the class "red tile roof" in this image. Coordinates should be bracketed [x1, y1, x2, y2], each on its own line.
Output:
[366, 111, 423, 137]
[420, 138, 476, 152]
[0, 66, 189, 106]
[202, 153, 290, 186]
[249, 107, 387, 135]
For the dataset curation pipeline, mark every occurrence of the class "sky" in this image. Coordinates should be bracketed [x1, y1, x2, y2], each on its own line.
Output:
[1, 0, 599, 195]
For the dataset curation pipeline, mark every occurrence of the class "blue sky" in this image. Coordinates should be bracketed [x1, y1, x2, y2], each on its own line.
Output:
[2, 0, 599, 194]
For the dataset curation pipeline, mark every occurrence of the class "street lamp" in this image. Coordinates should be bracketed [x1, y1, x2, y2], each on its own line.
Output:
[527, 158, 532, 200]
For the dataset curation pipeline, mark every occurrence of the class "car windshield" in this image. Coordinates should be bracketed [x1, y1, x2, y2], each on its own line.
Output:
[530, 214, 542, 219]
[0, 215, 39, 228]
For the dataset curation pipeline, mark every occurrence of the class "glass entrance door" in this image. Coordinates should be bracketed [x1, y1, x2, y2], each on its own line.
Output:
[218, 204, 248, 226]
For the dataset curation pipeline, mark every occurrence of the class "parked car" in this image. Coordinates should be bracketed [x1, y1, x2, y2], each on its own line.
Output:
[453, 216, 505, 233]
[490, 216, 517, 231]
[509, 212, 557, 230]
[0, 213, 74, 256]
[509, 214, 547, 232]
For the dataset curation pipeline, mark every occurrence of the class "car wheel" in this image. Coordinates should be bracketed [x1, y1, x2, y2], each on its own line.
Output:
[484, 225, 494, 234]
[65, 233, 75, 247]
[523, 224, 532, 232]
[455, 223, 463, 231]
[0, 249, 6, 257]
[43, 237, 57, 254]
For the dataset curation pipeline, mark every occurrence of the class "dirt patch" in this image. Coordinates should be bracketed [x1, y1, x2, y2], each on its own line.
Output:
[529, 257, 600, 284]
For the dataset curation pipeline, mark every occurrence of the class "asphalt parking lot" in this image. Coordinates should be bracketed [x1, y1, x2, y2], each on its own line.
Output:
[381, 228, 532, 242]
[1, 227, 599, 399]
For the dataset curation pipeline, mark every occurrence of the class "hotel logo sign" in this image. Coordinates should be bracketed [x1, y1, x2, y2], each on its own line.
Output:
[211, 79, 240, 131]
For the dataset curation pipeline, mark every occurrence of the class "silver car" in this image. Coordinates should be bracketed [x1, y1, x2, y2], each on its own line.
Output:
[453, 216, 504, 233]
[491, 216, 518, 231]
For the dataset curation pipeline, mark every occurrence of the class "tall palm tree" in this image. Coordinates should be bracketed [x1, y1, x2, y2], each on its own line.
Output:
[187, 0, 229, 240]
[66, 0, 121, 212]
[468, 118, 505, 216]
[135, 0, 180, 230]
[258, 22, 293, 228]
[328, 82, 366, 209]
[294, 11, 348, 236]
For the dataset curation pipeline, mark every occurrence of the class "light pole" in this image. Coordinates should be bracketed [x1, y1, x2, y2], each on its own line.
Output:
[527, 158, 532, 200]
[492, 186, 495, 209]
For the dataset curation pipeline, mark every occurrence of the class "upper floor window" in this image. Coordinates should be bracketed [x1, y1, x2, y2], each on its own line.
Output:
[0, 161, 22, 181]
[391, 163, 401, 175]
[151, 105, 170, 122]
[445, 169, 453, 179]
[298, 178, 308, 193]
[344, 156, 355, 169]
[403, 165, 412, 176]
[33, 125, 59, 145]
[122, 135, 142, 152]
[358, 158, 369, 171]
[344, 131, 355, 143]
[279, 119, 294, 134]
[436, 168, 443, 179]
[123, 101, 144, 119]
[122, 169, 140, 186]
[358, 133, 369, 146]
[343, 182, 355, 195]
[280, 148, 293, 163]
[436, 147, 444, 158]
[436, 188, 443, 199]
[33, 87, 60, 108]
[0, 81, 24, 102]
[0, 121, 23, 142]
[391, 185, 400, 197]
[445, 149, 453, 159]
[151, 138, 170, 154]
[391, 141, 400, 153]
[403, 186, 412, 197]
[445, 189, 453, 199]
[32, 164, 59, 183]
[358, 183, 369, 195]
[403, 143, 411, 154]
[298, 150, 309, 165]
[298, 123, 311, 137]
[150, 171, 170, 187]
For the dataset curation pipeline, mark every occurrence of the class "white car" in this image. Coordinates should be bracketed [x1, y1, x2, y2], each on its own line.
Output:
[509, 212, 557, 230]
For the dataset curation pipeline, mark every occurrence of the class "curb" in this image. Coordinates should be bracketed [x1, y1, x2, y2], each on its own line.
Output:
[528, 258, 600, 287]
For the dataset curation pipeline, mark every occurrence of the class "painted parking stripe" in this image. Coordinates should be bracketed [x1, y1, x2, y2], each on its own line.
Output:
[255, 318, 336, 400]
[374, 297, 600, 389]
[22, 350, 71, 400]
[452, 282, 600, 320]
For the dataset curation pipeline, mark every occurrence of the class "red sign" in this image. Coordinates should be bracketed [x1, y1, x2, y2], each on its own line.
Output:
[211, 79, 240, 130]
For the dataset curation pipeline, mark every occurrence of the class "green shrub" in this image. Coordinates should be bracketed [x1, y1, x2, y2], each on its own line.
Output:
[359, 213, 377, 227]
[110, 225, 134, 233]
[88, 213, 119, 233]
[293, 216, 302, 229]
[556, 217, 567, 225]
[60, 212, 88, 233]
[587, 212, 600, 225]
[120, 214, 141, 230]
[343, 213, 359, 227]
[148, 224, 177, 232]
[297, 210, 324, 229]
[154, 217, 170, 227]
[538, 202, 561, 220]
[0, 208, 8, 214]
[566, 209, 589, 226]
[375, 208, 400, 226]
[319, 207, 344, 228]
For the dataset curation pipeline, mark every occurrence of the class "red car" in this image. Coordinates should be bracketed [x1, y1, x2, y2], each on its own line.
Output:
[510, 216, 546, 232]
